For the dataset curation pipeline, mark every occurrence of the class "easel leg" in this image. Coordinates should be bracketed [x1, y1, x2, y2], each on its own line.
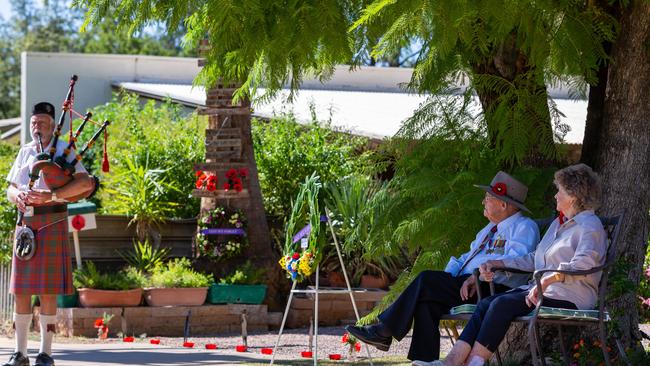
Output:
[270, 280, 297, 365]
[326, 208, 373, 366]
[314, 264, 319, 366]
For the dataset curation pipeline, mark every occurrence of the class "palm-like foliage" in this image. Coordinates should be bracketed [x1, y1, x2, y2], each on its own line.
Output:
[101, 155, 179, 242]
[119, 239, 170, 273]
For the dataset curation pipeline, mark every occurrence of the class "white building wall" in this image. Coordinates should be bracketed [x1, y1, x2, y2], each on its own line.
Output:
[21, 52, 201, 144]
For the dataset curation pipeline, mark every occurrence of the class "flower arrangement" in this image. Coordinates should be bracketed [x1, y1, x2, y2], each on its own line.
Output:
[224, 168, 248, 192]
[195, 207, 247, 260]
[195, 168, 248, 193]
[195, 171, 218, 191]
[279, 174, 325, 282]
[278, 250, 316, 281]
[94, 312, 114, 340]
[342, 332, 361, 360]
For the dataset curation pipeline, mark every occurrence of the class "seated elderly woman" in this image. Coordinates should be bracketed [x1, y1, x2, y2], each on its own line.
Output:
[413, 164, 607, 366]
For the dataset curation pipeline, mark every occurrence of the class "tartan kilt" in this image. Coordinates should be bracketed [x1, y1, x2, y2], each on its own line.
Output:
[10, 210, 74, 295]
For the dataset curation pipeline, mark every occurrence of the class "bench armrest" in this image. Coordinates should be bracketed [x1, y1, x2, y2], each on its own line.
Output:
[493, 267, 534, 275]
[532, 265, 607, 281]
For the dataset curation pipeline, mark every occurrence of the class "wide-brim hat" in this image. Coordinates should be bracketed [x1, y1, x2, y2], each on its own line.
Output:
[32, 102, 55, 120]
[475, 171, 531, 213]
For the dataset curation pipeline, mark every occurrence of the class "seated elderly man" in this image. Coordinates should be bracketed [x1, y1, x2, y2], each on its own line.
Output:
[345, 172, 540, 363]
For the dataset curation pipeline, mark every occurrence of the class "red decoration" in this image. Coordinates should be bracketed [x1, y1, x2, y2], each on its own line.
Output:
[226, 168, 238, 179]
[123, 337, 134, 342]
[206, 182, 217, 192]
[292, 252, 300, 260]
[301, 351, 313, 358]
[223, 183, 230, 191]
[233, 183, 243, 192]
[195, 170, 204, 177]
[491, 182, 507, 196]
[329, 354, 342, 360]
[238, 168, 249, 177]
[205, 343, 217, 349]
[261, 348, 273, 355]
[101, 130, 109, 173]
[71, 214, 85, 231]
[236, 345, 247, 352]
[342, 333, 349, 343]
[150, 339, 160, 345]
[355, 342, 361, 352]
[183, 342, 194, 348]
[93, 319, 103, 328]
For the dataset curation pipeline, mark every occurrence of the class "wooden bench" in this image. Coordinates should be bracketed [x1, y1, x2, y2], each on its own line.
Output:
[448, 213, 629, 366]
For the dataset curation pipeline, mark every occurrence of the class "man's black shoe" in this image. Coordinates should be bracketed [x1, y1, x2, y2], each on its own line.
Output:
[34, 353, 54, 366]
[2, 352, 29, 366]
[345, 324, 392, 351]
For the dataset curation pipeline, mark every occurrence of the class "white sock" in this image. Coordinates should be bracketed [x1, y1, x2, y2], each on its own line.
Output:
[466, 355, 486, 366]
[39, 314, 56, 355]
[13, 312, 32, 355]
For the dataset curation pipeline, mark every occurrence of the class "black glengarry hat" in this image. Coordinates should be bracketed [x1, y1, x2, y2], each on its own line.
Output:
[32, 102, 55, 120]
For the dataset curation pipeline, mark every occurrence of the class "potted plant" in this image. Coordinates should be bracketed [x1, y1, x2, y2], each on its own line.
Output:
[73, 262, 146, 307]
[207, 261, 267, 304]
[144, 258, 212, 306]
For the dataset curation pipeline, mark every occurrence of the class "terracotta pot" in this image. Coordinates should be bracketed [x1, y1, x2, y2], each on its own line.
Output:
[360, 274, 389, 290]
[144, 287, 208, 306]
[327, 272, 346, 287]
[77, 288, 142, 308]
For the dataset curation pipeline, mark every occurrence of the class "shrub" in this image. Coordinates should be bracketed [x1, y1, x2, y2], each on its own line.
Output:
[73, 262, 146, 290]
[84, 92, 206, 219]
[218, 261, 266, 285]
[119, 240, 170, 274]
[148, 258, 212, 288]
[251, 112, 372, 219]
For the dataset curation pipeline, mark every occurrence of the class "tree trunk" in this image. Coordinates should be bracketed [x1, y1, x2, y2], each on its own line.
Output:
[591, 0, 650, 347]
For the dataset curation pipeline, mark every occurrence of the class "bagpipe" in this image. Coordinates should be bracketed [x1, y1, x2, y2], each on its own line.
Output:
[15, 75, 111, 261]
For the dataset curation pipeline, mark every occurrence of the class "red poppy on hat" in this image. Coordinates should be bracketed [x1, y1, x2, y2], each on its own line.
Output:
[491, 182, 507, 196]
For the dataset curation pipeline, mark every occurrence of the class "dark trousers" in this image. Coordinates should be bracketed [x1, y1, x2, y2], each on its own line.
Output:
[458, 288, 577, 352]
[377, 270, 509, 361]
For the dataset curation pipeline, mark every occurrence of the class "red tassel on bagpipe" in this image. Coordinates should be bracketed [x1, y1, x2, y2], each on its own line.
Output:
[102, 130, 109, 173]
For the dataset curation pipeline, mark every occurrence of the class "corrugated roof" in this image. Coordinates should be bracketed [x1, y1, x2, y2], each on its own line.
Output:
[113, 81, 587, 143]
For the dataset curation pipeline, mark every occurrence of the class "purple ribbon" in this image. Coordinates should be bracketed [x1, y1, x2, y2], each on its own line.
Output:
[200, 228, 246, 236]
[291, 215, 328, 243]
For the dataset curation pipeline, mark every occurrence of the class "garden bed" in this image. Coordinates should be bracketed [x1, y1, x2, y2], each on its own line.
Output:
[47, 304, 269, 338]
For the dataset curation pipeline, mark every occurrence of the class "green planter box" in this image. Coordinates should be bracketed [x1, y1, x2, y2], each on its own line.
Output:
[57, 293, 78, 308]
[207, 283, 267, 304]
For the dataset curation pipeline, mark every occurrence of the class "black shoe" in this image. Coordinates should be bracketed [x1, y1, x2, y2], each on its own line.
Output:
[345, 324, 392, 351]
[33, 353, 54, 366]
[2, 352, 29, 366]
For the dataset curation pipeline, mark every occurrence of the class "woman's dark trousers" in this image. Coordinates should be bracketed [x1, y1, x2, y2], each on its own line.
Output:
[458, 289, 577, 352]
[377, 270, 508, 361]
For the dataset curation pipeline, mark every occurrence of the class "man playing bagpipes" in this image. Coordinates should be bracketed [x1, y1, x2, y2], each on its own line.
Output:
[4, 76, 109, 366]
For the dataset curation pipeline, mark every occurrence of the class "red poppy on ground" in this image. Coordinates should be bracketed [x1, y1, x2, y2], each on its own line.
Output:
[236, 345, 247, 352]
[238, 168, 248, 177]
[183, 342, 194, 348]
[292, 252, 300, 260]
[233, 183, 243, 192]
[205, 343, 217, 349]
[341, 333, 349, 343]
[123, 337, 134, 342]
[328, 354, 341, 360]
[150, 339, 160, 345]
[355, 342, 361, 352]
[261, 348, 273, 355]
[301, 351, 313, 358]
